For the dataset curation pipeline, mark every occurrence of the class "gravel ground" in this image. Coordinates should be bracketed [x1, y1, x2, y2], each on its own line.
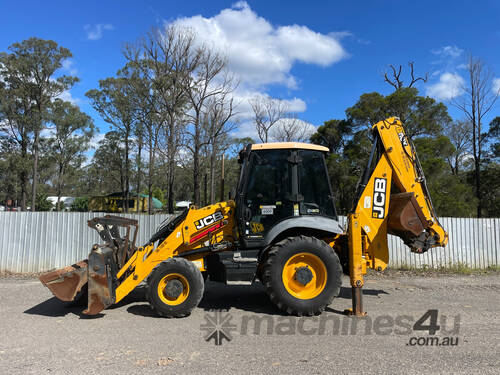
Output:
[0, 273, 499, 374]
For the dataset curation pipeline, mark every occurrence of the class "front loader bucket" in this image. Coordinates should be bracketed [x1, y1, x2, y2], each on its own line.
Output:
[38, 260, 88, 301]
[39, 215, 139, 315]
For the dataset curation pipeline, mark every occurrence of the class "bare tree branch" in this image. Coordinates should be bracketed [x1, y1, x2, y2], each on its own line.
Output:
[383, 62, 428, 90]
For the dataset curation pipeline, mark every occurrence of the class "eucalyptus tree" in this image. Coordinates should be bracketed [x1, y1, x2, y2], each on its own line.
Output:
[185, 47, 237, 206]
[0, 38, 77, 210]
[86, 76, 135, 212]
[47, 99, 94, 210]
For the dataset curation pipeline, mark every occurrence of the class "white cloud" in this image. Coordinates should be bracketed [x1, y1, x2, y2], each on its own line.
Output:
[493, 78, 500, 94]
[61, 59, 77, 75]
[431, 45, 464, 59]
[231, 118, 316, 143]
[426, 72, 464, 101]
[270, 118, 317, 141]
[57, 90, 80, 105]
[89, 132, 105, 149]
[169, 1, 347, 89]
[232, 90, 306, 121]
[84, 23, 114, 41]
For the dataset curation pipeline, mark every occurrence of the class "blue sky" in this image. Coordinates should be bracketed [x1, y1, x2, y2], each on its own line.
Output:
[1, 0, 500, 140]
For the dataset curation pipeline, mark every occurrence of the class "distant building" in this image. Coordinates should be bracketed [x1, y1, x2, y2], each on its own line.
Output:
[47, 196, 75, 211]
[175, 201, 192, 210]
[89, 192, 163, 213]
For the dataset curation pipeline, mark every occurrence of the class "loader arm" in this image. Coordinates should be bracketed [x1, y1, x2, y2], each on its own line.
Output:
[39, 202, 236, 315]
[346, 117, 448, 315]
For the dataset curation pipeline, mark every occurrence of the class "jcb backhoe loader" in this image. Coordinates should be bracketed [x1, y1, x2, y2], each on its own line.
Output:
[39, 117, 448, 317]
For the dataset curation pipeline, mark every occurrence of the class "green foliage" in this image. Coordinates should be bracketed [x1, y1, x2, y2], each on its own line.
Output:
[310, 86, 490, 217]
[311, 119, 371, 214]
[476, 163, 500, 217]
[35, 192, 53, 211]
[0, 37, 78, 210]
[310, 119, 355, 153]
[346, 88, 451, 138]
[71, 197, 89, 212]
[489, 117, 500, 158]
[152, 187, 167, 206]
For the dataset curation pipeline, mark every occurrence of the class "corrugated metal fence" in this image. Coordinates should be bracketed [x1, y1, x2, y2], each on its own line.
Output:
[0, 212, 498, 272]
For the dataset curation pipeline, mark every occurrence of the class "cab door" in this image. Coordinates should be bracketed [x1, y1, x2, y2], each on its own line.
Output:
[240, 149, 295, 244]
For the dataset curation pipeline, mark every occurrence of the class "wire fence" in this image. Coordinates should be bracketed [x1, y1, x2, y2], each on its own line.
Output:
[0, 212, 498, 273]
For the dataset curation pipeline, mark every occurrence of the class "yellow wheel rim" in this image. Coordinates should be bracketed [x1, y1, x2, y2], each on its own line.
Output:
[282, 252, 327, 300]
[157, 273, 190, 306]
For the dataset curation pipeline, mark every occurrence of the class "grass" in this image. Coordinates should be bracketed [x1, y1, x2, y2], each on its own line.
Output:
[387, 263, 500, 276]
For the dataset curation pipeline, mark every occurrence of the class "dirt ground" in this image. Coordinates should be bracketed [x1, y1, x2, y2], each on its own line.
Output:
[0, 272, 499, 374]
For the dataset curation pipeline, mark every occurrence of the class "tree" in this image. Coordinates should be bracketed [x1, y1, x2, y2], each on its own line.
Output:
[383, 62, 428, 90]
[185, 47, 235, 206]
[488, 116, 500, 158]
[250, 96, 288, 143]
[117, 63, 161, 214]
[123, 26, 199, 213]
[90, 131, 127, 195]
[86, 76, 134, 212]
[35, 192, 53, 211]
[452, 56, 500, 217]
[0, 38, 78, 211]
[310, 119, 355, 153]
[202, 93, 237, 203]
[346, 88, 450, 139]
[270, 117, 314, 142]
[47, 99, 94, 210]
[444, 120, 472, 175]
[71, 197, 89, 212]
[310, 119, 370, 214]
[413, 136, 476, 217]
[0, 135, 20, 206]
[0, 81, 32, 210]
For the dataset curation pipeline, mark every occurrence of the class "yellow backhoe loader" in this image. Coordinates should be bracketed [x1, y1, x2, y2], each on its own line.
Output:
[39, 117, 448, 317]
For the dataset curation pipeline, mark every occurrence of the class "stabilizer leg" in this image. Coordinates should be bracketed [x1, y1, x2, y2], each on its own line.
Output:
[350, 286, 366, 316]
[346, 214, 367, 316]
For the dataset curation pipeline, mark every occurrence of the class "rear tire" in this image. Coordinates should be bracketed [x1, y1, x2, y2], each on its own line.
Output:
[146, 258, 204, 318]
[262, 236, 342, 316]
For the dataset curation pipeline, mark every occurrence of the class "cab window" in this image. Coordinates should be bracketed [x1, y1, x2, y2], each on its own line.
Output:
[298, 150, 335, 217]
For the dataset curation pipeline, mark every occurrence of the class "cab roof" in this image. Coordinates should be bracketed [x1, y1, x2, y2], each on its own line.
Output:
[250, 142, 329, 152]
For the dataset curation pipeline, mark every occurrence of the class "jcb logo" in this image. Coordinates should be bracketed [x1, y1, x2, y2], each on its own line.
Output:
[372, 178, 387, 219]
[195, 211, 224, 230]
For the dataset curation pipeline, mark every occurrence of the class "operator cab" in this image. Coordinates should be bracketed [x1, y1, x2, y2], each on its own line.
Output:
[236, 142, 342, 249]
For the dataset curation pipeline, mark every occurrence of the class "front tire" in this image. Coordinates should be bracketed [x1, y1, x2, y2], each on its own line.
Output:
[262, 236, 342, 316]
[146, 258, 204, 318]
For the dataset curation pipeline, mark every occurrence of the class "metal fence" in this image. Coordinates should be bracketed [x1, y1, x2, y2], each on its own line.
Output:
[0, 212, 498, 273]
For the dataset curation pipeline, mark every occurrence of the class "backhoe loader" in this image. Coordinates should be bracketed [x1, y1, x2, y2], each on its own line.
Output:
[39, 117, 448, 317]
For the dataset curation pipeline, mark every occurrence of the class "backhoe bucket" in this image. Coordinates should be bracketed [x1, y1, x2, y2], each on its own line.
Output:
[38, 260, 88, 301]
[388, 192, 437, 252]
[388, 192, 430, 236]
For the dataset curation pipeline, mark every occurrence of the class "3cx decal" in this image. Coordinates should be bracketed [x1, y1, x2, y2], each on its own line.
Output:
[397, 131, 408, 147]
[372, 178, 387, 219]
[195, 211, 224, 230]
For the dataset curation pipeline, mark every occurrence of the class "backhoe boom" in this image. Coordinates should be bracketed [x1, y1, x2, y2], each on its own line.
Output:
[347, 117, 448, 315]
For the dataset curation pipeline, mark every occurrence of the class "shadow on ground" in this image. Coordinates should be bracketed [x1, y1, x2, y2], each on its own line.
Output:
[25, 281, 390, 318]
[23, 297, 103, 319]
